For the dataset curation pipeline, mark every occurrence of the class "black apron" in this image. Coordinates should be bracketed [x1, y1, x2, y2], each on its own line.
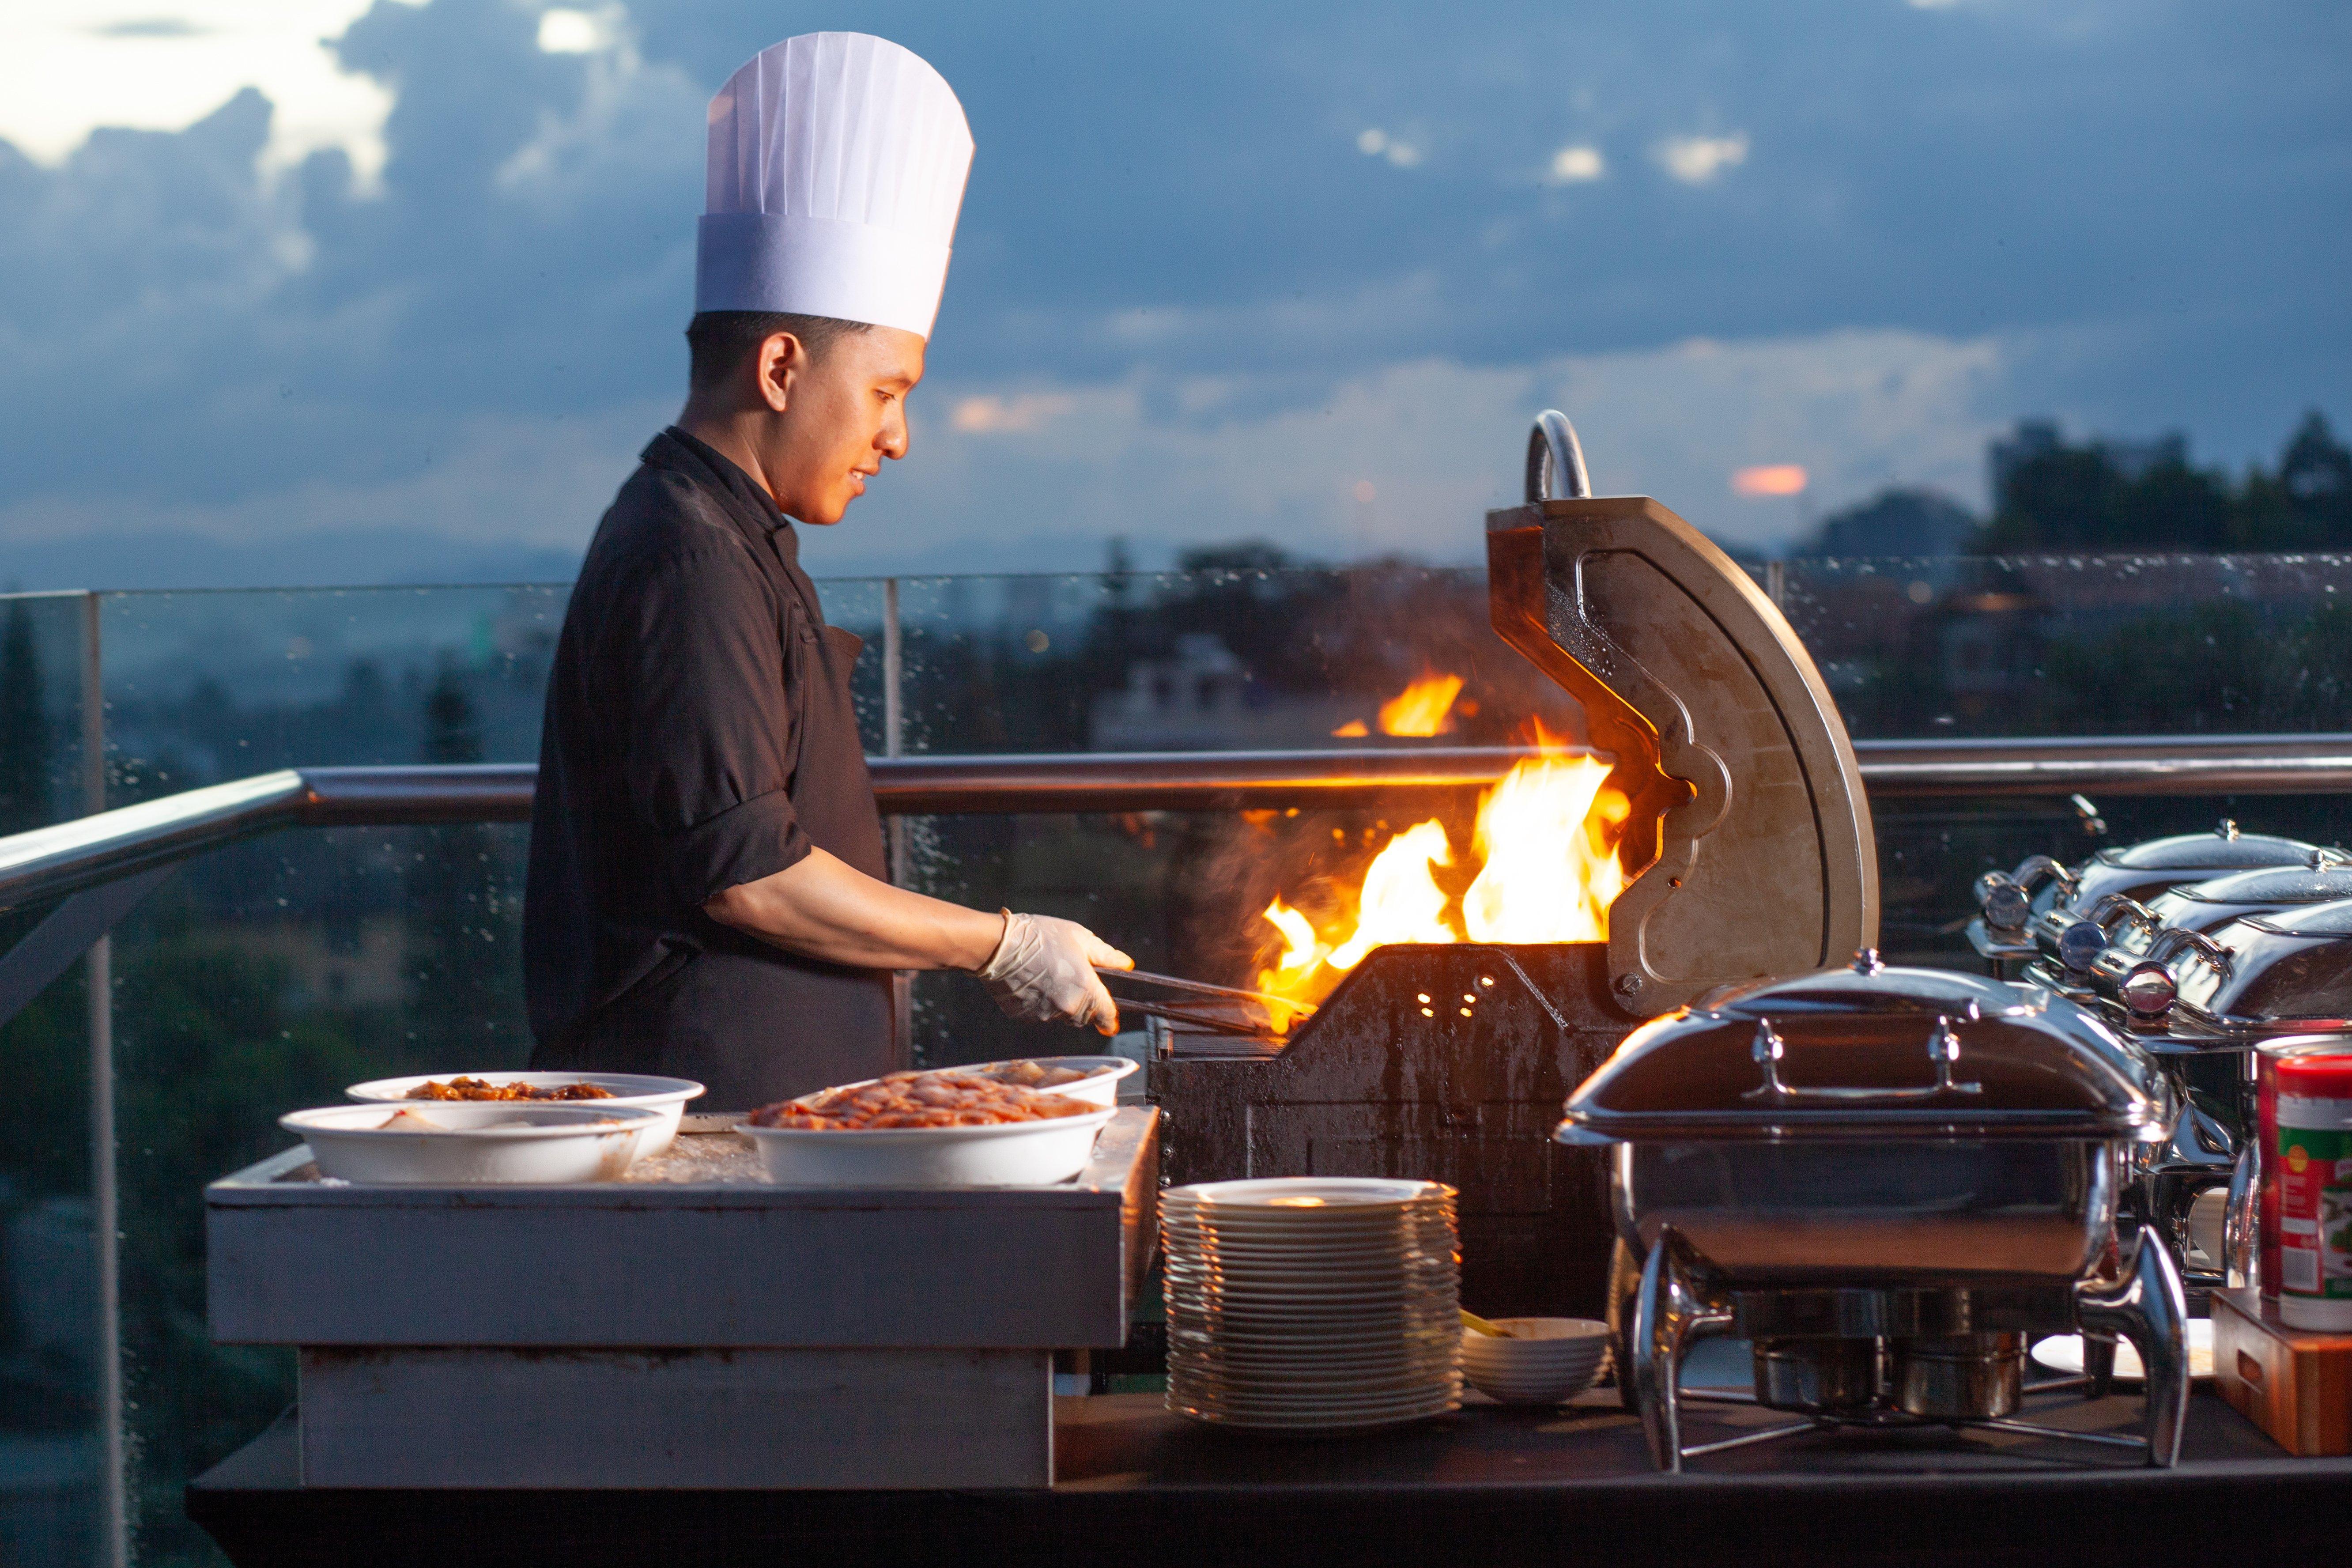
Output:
[523, 429, 894, 1110]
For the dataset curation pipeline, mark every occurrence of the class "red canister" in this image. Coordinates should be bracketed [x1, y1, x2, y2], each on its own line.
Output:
[2258, 1039, 2352, 1299]
[2276, 1049, 2352, 1331]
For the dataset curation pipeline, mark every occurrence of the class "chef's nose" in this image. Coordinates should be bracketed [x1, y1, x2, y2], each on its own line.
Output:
[880, 400, 910, 461]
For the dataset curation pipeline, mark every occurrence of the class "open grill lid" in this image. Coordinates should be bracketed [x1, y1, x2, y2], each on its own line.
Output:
[1487, 413, 1876, 1017]
[1558, 951, 2169, 1144]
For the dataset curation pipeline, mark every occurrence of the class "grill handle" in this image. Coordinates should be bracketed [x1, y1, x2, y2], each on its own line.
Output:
[1740, 1016, 1986, 1104]
[1525, 410, 1592, 504]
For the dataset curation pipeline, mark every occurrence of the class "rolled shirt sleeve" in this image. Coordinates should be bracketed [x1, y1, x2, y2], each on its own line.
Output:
[604, 533, 813, 907]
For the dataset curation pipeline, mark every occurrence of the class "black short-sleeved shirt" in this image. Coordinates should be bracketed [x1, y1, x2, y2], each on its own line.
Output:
[523, 427, 893, 1110]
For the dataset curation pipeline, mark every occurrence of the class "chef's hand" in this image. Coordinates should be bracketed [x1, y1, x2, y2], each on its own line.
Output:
[977, 911, 1133, 1035]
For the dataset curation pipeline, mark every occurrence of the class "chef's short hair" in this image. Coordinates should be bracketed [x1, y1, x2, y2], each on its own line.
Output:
[686, 311, 872, 393]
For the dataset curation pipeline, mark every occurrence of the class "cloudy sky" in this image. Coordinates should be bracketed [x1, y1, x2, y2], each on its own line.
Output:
[1, 0, 2345, 586]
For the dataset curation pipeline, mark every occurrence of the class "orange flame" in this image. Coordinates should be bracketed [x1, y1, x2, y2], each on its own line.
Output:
[1331, 672, 1465, 739]
[1254, 708, 1633, 1009]
[1377, 673, 1464, 737]
[1463, 753, 1627, 943]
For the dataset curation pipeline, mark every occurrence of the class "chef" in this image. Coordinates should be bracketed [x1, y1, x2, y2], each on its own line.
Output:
[524, 32, 1129, 1110]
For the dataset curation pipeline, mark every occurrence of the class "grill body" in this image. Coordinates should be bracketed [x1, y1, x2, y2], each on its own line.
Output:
[1155, 943, 1633, 1317]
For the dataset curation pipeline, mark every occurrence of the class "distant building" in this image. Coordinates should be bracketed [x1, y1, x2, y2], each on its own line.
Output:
[1989, 416, 2188, 499]
[1797, 489, 1978, 558]
[1089, 633, 1357, 750]
[1988, 418, 2063, 502]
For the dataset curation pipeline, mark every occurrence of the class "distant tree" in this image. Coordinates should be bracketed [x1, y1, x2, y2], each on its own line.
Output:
[421, 661, 483, 766]
[2235, 412, 2352, 551]
[1979, 432, 2231, 551]
[1976, 412, 2352, 553]
[0, 601, 52, 836]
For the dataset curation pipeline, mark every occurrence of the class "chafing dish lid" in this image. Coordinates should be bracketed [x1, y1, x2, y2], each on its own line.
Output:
[2166, 864, 2352, 908]
[1562, 954, 2166, 1141]
[2176, 897, 2352, 1023]
[2092, 824, 2320, 874]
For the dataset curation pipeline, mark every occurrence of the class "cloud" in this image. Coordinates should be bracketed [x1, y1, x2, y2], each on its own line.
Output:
[948, 393, 1076, 435]
[1655, 132, 1750, 185]
[536, 6, 619, 55]
[802, 325, 2012, 574]
[89, 19, 213, 39]
[1355, 127, 1423, 168]
[1548, 144, 1604, 182]
[0, 0, 396, 175]
[0, 0, 2343, 589]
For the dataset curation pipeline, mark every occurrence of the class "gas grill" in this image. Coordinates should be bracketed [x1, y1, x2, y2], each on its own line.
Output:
[1154, 414, 1880, 1318]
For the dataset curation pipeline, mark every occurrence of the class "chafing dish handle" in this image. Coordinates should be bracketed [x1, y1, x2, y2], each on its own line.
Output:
[2074, 1232, 2189, 1467]
[1740, 1017, 1985, 1104]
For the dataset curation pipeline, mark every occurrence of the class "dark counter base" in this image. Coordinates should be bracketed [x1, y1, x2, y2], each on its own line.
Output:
[192, 1389, 2347, 1568]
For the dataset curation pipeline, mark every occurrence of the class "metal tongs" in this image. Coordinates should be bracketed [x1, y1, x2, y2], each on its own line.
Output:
[1093, 965, 1315, 1039]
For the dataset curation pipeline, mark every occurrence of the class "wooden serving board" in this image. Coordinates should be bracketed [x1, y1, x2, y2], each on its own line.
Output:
[2212, 1288, 2352, 1456]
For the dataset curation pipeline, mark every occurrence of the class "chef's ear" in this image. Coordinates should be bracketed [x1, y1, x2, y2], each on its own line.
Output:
[753, 331, 808, 413]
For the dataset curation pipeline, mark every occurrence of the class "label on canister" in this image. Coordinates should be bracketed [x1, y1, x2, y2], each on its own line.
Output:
[2277, 1052, 2352, 1331]
[2255, 1041, 2348, 1299]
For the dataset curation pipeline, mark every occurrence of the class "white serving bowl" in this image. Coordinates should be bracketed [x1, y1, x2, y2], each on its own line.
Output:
[739, 1104, 1117, 1188]
[961, 1055, 1139, 1108]
[283, 1103, 664, 1185]
[1459, 1317, 1612, 1405]
[344, 1072, 705, 1155]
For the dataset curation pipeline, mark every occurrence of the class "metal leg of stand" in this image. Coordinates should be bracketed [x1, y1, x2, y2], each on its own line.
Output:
[1631, 1226, 1730, 1474]
[2075, 1232, 2190, 1467]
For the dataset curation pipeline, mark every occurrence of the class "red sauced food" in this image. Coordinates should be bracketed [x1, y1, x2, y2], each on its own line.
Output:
[748, 1070, 1095, 1130]
[973, 1059, 1092, 1089]
[405, 1076, 615, 1102]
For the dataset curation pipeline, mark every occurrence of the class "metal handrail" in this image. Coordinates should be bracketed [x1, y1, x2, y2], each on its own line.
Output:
[9, 733, 2352, 914]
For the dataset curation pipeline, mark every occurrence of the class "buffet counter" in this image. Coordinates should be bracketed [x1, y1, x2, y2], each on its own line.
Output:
[191, 1383, 2350, 1568]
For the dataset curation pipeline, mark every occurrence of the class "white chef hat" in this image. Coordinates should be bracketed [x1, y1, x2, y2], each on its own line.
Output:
[695, 33, 975, 340]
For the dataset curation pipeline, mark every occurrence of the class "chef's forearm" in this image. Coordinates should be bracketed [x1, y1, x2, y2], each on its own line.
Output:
[701, 846, 1005, 971]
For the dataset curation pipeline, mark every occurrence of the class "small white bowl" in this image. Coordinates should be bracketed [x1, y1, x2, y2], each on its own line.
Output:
[283, 1103, 664, 1185]
[1460, 1317, 1612, 1405]
[961, 1055, 1139, 1107]
[738, 1103, 1118, 1188]
[344, 1072, 705, 1155]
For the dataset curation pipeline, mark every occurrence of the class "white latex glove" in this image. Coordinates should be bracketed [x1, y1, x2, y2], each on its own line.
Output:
[976, 911, 1133, 1035]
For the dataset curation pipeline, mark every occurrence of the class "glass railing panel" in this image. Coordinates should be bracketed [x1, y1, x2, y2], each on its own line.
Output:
[1778, 552, 2352, 737]
[105, 820, 534, 1563]
[0, 962, 100, 1568]
[88, 584, 562, 1560]
[98, 587, 570, 801]
[0, 591, 98, 836]
[886, 567, 1586, 755]
[0, 590, 106, 1567]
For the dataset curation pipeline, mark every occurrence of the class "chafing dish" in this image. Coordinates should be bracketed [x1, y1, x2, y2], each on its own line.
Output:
[2140, 897, 2352, 1044]
[1997, 870, 2352, 1303]
[1558, 951, 2187, 1471]
[2082, 861, 2352, 999]
[1971, 822, 2335, 970]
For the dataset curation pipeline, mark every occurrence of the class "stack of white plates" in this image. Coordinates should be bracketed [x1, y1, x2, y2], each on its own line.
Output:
[1161, 1177, 1461, 1432]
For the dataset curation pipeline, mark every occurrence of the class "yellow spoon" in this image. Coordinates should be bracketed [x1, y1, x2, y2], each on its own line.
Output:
[1460, 1309, 1515, 1339]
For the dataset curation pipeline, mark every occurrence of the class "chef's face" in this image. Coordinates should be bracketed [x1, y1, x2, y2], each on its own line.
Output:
[761, 325, 927, 526]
